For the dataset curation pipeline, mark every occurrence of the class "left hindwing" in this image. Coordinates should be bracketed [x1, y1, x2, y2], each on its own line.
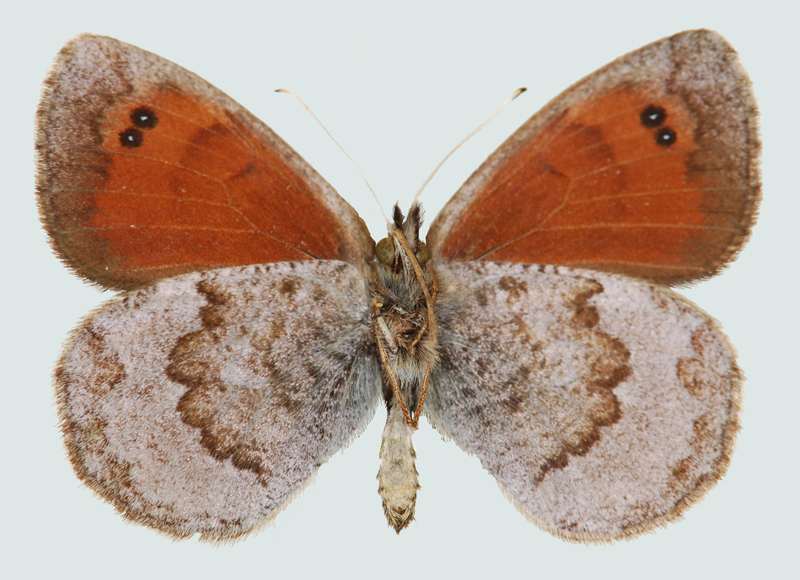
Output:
[427, 261, 740, 542]
[56, 261, 381, 541]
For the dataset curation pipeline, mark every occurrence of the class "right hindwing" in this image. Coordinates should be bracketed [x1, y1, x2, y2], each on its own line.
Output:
[428, 261, 741, 542]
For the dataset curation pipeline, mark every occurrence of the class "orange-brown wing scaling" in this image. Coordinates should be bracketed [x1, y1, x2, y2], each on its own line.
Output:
[427, 30, 760, 286]
[36, 34, 374, 291]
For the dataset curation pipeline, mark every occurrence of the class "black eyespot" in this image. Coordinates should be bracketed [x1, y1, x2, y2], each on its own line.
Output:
[119, 127, 144, 148]
[640, 105, 667, 128]
[654, 127, 677, 147]
[130, 106, 158, 129]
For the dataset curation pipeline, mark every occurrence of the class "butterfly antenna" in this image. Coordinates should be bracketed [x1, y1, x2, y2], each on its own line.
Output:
[412, 87, 527, 205]
[276, 88, 391, 227]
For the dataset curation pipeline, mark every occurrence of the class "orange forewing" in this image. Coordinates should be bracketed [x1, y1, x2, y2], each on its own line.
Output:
[428, 30, 759, 286]
[36, 35, 373, 291]
[86, 89, 353, 272]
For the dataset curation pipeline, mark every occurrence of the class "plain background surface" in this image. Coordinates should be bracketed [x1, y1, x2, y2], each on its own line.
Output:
[3, 1, 797, 578]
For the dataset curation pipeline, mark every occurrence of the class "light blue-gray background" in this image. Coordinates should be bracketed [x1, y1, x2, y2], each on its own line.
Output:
[3, 1, 796, 578]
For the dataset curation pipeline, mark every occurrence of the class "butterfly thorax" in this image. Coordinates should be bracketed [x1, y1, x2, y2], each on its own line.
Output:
[370, 203, 440, 532]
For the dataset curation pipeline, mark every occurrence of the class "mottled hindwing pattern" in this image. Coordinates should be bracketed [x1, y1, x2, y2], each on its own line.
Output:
[427, 262, 741, 542]
[56, 261, 381, 541]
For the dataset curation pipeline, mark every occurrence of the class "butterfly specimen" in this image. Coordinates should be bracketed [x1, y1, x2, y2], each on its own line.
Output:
[35, 30, 759, 543]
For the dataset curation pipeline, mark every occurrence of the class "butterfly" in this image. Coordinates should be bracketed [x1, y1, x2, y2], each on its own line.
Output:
[35, 30, 759, 543]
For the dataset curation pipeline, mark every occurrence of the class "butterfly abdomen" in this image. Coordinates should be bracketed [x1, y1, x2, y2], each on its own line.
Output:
[377, 403, 420, 533]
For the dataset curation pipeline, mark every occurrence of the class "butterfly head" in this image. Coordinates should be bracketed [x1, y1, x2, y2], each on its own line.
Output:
[375, 202, 430, 274]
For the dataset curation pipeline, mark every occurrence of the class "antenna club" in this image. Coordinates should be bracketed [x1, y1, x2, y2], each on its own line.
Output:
[412, 87, 527, 204]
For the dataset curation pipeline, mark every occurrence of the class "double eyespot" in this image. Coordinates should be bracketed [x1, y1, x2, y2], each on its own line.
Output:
[639, 104, 676, 148]
[119, 106, 159, 148]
